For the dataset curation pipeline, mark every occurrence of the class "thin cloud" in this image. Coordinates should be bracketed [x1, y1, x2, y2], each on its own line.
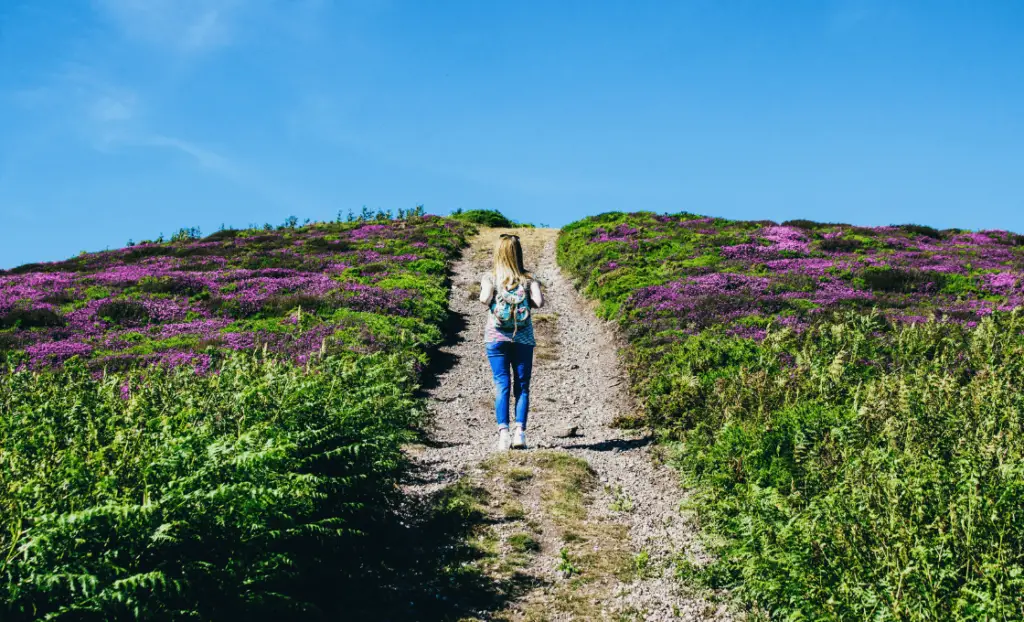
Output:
[138, 134, 236, 174]
[826, 0, 897, 33]
[90, 94, 136, 122]
[93, 0, 239, 54]
[94, 128, 239, 179]
[121, 133, 323, 214]
[182, 9, 224, 51]
[91, 0, 331, 55]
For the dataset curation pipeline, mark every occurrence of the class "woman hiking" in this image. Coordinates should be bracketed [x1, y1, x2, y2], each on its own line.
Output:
[479, 233, 544, 451]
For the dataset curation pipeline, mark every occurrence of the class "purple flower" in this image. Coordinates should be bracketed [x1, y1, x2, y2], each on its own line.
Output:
[24, 340, 93, 366]
[591, 224, 640, 243]
[1, 216, 468, 370]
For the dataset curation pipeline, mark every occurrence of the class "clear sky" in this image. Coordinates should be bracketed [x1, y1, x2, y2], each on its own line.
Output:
[2, 1, 1023, 268]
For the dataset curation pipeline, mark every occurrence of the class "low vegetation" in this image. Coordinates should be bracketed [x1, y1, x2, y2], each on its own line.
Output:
[477, 452, 638, 621]
[0, 353, 419, 619]
[450, 208, 537, 229]
[0, 213, 474, 619]
[559, 212, 1024, 620]
[0, 212, 468, 371]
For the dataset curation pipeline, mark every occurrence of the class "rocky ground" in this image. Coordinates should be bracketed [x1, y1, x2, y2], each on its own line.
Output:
[406, 228, 736, 621]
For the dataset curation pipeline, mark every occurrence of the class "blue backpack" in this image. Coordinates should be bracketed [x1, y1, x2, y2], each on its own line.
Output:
[491, 281, 532, 334]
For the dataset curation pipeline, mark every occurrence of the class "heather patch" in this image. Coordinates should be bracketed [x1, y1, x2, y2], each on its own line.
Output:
[559, 211, 1024, 335]
[0, 215, 470, 370]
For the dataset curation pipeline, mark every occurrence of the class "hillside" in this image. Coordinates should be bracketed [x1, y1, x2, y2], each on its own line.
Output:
[558, 212, 1024, 620]
[0, 214, 477, 620]
[0, 216, 468, 370]
[559, 213, 1024, 333]
[4, 209, 1024, 620]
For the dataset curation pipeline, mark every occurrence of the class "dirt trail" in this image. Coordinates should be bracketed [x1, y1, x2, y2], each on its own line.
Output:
[411, 228, 733, 621]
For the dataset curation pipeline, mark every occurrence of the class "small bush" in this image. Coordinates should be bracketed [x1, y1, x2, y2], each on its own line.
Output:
[304, 237, 351, 252]
[96, 300, 151, 325]
[818, 237, 862, 252]
[897, 223, 944, 239]
[0, 308, 66, 329]
[508, 533, 541, 553]
[262, 294, 335, 316]
[40, 289, 77, 305]
[0, 331, 21, 351]
[202, 228, 241, 242]
[6, 262, 52, 275]
[174, 245, 227, 258]
[138, 276, 206, 296]
[238, 234, 294, 251]
[122, 246, 173, 261]
[450, 209, 514, 228]
[858, 267, 946, 293]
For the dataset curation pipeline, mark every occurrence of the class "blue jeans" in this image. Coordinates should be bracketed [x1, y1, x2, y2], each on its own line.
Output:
[486, 341, 534, 430]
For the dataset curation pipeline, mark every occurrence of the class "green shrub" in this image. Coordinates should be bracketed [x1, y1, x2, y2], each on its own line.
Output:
[201, 228, 242, 242]
[96, 299, 151, 325]
[818, 237, 862, 252]
[672, 315, 1024, 620]
[449, 209, 515, 228]
[857, 267, 947, 293]
[0, 352, 420, 620]
[0, 308, 66, 329]
[897, 223, 944, 239]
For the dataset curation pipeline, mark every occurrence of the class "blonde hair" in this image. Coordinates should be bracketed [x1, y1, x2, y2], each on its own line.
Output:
[493, 234, 531, 290]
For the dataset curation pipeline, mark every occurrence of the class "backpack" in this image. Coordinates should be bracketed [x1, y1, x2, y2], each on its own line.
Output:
[490, 279, 531, 335]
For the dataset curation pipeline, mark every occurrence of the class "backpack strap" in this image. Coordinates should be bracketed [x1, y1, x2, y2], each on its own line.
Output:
[487, 273, 504, 325]
[512, 280, 530, 337]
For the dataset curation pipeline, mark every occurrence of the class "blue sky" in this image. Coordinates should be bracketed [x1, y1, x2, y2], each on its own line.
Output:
[1, 1, 1023, 268]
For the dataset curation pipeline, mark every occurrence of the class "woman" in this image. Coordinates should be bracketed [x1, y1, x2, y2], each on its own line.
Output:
[479, 233, 544, 451]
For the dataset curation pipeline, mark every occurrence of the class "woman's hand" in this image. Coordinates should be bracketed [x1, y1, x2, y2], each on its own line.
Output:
[479, 275, 494, 305]
[529, 280, 544, 309]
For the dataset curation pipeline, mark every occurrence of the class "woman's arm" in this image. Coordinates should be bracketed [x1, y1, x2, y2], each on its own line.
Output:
[529, 280, 544, 309]
[479, 274, 494, 305]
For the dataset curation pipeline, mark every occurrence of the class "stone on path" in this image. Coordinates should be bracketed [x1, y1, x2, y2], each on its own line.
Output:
[554, 425, 579, 438]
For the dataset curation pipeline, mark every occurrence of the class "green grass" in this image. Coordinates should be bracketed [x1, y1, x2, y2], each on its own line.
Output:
[508, 533, 541, 553]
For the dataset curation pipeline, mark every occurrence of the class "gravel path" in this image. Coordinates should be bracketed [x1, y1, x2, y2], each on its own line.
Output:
[415, 228, 733, 621]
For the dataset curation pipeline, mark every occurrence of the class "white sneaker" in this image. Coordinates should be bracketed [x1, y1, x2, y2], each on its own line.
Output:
[511, 425, 527, 449]
[496, 428, 512, 451]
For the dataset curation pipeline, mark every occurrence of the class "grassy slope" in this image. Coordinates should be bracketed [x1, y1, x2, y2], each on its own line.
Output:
[558, 212, 1024, 620]
[0, 216, 475, 620]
